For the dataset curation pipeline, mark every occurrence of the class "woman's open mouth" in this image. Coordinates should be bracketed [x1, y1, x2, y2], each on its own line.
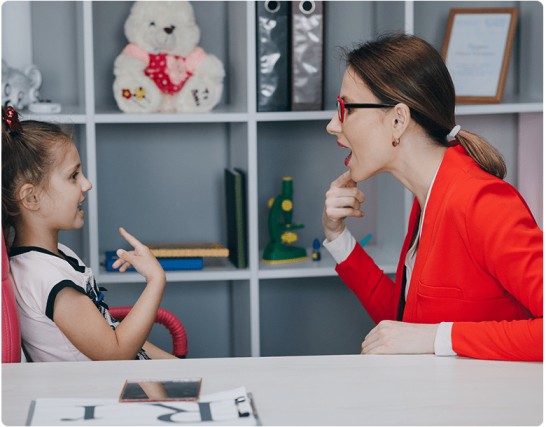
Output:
[337, 141, 352, 167]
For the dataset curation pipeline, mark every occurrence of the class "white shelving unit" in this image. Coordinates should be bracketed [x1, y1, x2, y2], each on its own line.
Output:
[4, 1, 542, 358]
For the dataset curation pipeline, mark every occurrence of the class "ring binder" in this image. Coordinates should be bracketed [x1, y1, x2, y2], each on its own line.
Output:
[256, 1, 290, 112]
[290, 1, 324, 111]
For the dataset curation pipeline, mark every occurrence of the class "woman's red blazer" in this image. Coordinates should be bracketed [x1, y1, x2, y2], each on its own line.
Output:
[336, 145, 543, 361]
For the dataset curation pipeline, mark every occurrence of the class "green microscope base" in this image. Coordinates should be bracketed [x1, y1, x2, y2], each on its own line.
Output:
[262, 241, 308, 264]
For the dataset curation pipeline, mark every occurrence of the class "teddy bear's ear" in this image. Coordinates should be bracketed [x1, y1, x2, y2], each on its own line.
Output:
[25, 65, 42, 88]
[24, 65, 42, 102]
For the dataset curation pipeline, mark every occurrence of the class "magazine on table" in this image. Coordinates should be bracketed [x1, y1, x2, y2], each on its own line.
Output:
[26, 386, 260, 426]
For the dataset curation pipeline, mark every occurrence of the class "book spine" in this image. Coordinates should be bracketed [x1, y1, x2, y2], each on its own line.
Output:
[234, 168, 248, 268]
[225, 169, 248, 269]
[105, 252, 204, 271]
[149, 249, 228, 258]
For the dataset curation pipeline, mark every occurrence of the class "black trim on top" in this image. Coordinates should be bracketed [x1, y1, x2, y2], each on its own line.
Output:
[9, 246, 57, 258]
[397, 267, 407, 321]
[9, 246, 86, 273]
[46, 280, 87, 321]
[58, 249, 86, 273]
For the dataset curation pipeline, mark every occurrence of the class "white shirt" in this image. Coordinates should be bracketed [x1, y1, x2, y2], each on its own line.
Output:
[9, 244, 149, 362]
[323, 169, 456, 356]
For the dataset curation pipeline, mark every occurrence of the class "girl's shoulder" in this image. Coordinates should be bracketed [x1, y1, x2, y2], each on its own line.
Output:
[10, 245, 90, 289]
[57, 243, 85, 264]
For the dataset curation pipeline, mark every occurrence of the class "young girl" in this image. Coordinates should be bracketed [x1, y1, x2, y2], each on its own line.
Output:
[2, 106, 176, 362]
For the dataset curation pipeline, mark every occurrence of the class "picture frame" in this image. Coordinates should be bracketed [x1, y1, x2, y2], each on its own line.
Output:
[441, 8, 518, 103]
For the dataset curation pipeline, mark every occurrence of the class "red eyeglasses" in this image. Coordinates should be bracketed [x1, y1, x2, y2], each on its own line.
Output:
[336, 96, 396, 123]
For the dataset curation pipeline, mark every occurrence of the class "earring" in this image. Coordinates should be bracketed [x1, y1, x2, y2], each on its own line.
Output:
[392, 137, 400, 147]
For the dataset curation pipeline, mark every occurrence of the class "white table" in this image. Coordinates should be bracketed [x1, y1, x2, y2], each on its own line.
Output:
[2, 354, 542, 425]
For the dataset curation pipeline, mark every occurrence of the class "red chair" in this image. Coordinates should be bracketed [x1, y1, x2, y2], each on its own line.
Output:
[2, 235, 22, 363]
[2, 232, 188, 361]
[109, 306, 188, 358]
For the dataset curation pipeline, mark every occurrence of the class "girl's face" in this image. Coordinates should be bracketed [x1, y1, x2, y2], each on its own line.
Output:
[38, 142, 93, 231]
[326, 68, 395, 182]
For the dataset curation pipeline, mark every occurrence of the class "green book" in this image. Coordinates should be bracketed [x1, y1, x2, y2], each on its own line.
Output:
[225, 168, 248, 268]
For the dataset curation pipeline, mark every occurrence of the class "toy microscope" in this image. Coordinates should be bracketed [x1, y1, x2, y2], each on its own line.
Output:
[262, 177, 307, 264]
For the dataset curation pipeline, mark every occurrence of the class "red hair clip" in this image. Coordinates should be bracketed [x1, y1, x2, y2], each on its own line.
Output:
[2, 106, 23, 134]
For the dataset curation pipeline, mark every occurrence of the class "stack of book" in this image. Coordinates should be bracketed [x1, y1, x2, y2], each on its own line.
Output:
[105, 243, 229, 272]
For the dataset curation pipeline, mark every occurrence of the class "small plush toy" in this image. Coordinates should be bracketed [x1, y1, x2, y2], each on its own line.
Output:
[113, 1, 225, 113]
[1, 60, 42, 110]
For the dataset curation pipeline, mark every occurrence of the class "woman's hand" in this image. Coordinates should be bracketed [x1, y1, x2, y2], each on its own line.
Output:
[323, 170, 365, 241]
[112, 227, 165, 285]
[361, 320, 439, 355]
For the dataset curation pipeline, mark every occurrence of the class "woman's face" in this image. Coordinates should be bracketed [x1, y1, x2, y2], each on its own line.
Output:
[326, 68, 395, 182]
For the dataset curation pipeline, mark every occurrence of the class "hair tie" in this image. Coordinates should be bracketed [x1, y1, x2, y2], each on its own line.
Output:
[2, 106, 23, 135]
[446, 125, 460, 142]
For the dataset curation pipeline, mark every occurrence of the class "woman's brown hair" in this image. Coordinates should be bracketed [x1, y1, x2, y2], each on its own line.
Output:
[345, 33, 507, 179]
[2, 107, 72, 247]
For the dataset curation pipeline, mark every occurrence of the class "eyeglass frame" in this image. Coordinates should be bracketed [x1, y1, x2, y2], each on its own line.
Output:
[336, 95, 396, 123]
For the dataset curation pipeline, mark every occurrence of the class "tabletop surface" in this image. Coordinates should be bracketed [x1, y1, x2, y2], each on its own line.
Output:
[2, 354, 543, 425]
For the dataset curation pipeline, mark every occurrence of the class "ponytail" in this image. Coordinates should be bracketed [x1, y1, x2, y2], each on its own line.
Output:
[455, 130, 507, 179]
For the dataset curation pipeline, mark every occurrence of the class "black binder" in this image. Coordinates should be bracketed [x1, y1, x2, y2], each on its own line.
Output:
[225, 168, 248, 269]
[290, 1, 324, 111]
[256, 1, 290, 112]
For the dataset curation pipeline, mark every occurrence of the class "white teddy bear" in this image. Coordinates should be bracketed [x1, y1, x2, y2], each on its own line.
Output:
[113, 1, 225, 113]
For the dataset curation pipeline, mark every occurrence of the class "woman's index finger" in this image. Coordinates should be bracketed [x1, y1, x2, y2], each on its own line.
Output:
[332, 170, 356, 188]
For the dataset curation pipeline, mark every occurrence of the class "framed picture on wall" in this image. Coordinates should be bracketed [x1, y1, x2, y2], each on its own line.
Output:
[441, 8, 518, 103]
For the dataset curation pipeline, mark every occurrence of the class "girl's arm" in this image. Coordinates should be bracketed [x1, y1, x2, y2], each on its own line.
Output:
[143, 341, 178, 359]
[53, 227, 167, 360]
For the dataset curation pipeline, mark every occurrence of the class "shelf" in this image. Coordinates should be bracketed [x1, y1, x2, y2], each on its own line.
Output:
[256, 99, 544, 123]
[258, 245, 398, 280]
[19, 101, 541, 125]
[97, 257, 250, 284]
[19, 105, 87, 124]
[455, 100, 543, 116]
[94, 107, 249, 124]
[259, 253, 338, 279]
[257, 110, 335, 122]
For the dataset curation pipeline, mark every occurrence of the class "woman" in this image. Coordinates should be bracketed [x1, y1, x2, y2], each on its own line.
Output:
[322, 34, 542, 361]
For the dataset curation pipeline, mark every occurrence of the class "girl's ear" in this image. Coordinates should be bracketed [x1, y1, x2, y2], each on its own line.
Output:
[392, 103, 411, 140]
[18, 184, 41, 211]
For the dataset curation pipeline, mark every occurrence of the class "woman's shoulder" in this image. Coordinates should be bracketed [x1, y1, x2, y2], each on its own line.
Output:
[434, 148, 535, 227]
[443, 147, 519, 199]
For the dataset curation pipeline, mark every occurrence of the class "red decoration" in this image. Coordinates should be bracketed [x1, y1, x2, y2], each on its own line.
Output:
[2, 106, 23, 134]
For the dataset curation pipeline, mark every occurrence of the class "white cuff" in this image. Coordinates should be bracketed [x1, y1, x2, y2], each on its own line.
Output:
[322, 227, 357, 264]
[434, 322, 456, 356]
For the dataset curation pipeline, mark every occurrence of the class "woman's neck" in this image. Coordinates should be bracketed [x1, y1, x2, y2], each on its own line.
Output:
[392, 140, 447, 210]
